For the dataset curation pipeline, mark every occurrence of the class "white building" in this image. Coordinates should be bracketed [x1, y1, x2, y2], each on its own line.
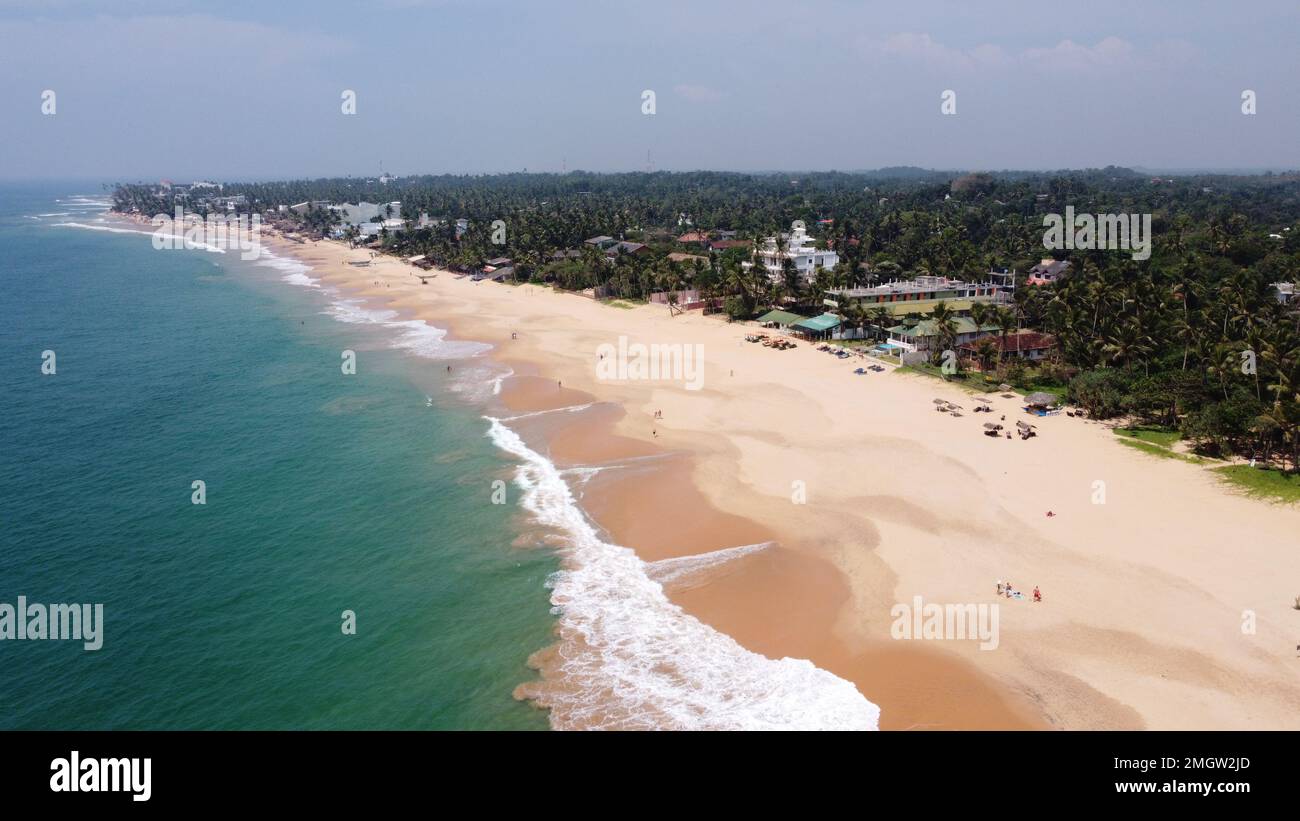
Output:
[754, 224, 838, 282]
[330, 202, 382, 225]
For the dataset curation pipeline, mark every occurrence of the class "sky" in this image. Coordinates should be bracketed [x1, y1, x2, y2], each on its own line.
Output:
[1, 0, 1297, 180]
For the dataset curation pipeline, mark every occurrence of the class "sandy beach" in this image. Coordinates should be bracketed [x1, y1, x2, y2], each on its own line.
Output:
[269, 234, 1300, 730]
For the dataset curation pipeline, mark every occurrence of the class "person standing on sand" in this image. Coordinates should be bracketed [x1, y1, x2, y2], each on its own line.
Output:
[1033, 586, 1042, 603]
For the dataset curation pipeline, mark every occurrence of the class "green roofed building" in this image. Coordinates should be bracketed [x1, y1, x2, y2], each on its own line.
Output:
[886, 317, 1001, 353]
[755, 309, 805, 327]
[792, 313, 842, 338]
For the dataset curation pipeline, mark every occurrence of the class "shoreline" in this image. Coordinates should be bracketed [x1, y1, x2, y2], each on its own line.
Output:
[271, 232, 1045, 729]
[110, 214, 1300, 729]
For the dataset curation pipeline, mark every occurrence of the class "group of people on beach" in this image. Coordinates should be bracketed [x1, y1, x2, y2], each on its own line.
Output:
[997, 580, 1042, 603]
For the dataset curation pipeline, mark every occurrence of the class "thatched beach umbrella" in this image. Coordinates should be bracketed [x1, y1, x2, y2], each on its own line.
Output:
[933, 398, 947, 405]
[998, 383, 1012, 391]
[1025, 391, 1058, 407]
[983, 422, 998, 429]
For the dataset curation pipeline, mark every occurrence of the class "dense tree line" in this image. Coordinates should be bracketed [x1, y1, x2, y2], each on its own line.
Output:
[112, 168, 1300, 467]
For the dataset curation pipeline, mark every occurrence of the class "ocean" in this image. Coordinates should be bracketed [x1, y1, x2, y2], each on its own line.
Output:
[0, 183, 554, 729]
[0, 182, 879, 731]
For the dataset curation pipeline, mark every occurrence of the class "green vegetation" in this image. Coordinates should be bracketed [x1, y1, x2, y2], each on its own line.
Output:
[1115, 426, 1183, 448]
[1213, 464, 1300, 503]
[1115, 437, 1203, 463]
[110, 168, 1300, 475]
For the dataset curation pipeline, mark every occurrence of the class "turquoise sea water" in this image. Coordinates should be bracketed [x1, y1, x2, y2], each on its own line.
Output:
[0, 183, 555, 729]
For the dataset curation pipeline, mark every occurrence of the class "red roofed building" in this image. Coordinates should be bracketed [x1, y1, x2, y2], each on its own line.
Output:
[709, 239, 750, 251]
[677, 231, 710, 244]
[959, 331, 1057, 365]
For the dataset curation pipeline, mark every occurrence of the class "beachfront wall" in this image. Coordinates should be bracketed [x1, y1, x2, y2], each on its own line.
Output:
[649, 290, 702, 307]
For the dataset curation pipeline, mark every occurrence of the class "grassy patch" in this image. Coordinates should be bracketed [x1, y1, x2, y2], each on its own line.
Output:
[898, 364, 1004, 394]
[1213, 465, 1300, 504]
[1115, 437, 1202, 463]
[606, 300, 637, 310]
[1115, 426, 1182, 448]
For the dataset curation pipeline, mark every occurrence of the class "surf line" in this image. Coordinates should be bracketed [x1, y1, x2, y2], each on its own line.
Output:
[645, 541, 776, 586]
[498, 402, 597, 422]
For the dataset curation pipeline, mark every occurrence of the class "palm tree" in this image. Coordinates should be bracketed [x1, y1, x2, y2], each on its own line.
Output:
[992, 305, 1018, 376]
[973, 336, 1000, 373]
[929, 301, 959, 368]
[1101, 317, 1155, 371]
[870, 305, 892, 341]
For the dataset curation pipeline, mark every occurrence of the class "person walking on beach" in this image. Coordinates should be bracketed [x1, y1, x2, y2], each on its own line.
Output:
[1033, 586, 1042, 603]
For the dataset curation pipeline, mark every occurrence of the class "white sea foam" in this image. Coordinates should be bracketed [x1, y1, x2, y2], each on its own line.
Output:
[498, 403, 595, 422]
[325, 299, 491, 360]
[645, 541, 775, 587]
[58, 197, 111, 210]
[50, 221, 154, 236]
[256, 251, 319, 288]
[485, 417, 880, 731]
[491, 367, 514, 396]
[446, 362, 514, 403]
[51, 220, 233, 253]
[559, 465, 614, 491]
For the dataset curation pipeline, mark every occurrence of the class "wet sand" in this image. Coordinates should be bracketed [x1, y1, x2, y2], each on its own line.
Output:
[503, 374, 1045, 729]
[251, 230, 1300, 731]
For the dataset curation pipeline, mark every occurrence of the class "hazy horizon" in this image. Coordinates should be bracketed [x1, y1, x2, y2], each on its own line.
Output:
[4, 165, 1300, 186]
[2, 0, 1297, 180]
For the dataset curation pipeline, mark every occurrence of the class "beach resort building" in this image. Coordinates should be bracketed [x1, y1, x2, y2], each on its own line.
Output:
[329, 202, 383, 225]
[885, 317, 1001, 354]
[755, 309, 843, 339]
[1272, 281, 1295, 305]
[958, 331, 1058, 364]
[825, 274, 1012, 325]
[754, 224, 838, 283]
[828, 274, 1005, 307]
